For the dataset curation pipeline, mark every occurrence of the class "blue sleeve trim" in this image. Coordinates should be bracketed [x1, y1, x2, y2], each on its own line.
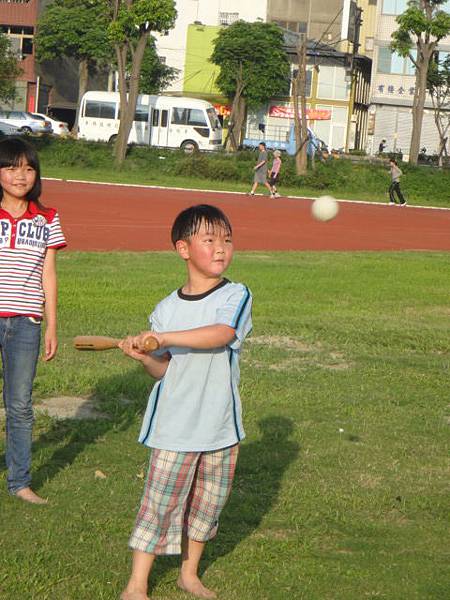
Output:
[229, 349, 242, 443]
[231, 286, 251, 330]
[142, 380, 163, 445]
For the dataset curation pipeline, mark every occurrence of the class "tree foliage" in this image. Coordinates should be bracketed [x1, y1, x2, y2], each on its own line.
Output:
[138, 39, 178, 94]
[210, 21, 290, 151]
[107, 0, 177, 165]
[391, 0, 450, 164]
[0, 32, 22, 105]
[35, 0, 112, 129]
[211, 21, 290, 108]
[427, 52, 450, 165]
[36, 0, 112, 65]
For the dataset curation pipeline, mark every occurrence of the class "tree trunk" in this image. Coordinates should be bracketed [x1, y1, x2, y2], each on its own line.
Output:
[225, 67, 245, 152]
[73, 58, 89, 135]
[293, 41, 308, 176]
[409, 46, 433, 165]
[114, 32, 150, 166]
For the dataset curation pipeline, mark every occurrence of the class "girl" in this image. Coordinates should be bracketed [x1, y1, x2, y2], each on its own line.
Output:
[268, 149, 282, 198]
[0, 137, 66, 504]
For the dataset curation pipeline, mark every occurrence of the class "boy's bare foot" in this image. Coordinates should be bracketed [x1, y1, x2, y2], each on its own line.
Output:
[15, 487, 48, 505]
[120, 591, 150, 600]
[177, 575, 217, 599]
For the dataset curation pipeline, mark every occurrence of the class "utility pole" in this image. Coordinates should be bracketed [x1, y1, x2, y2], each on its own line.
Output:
[344, 5, 362, 152]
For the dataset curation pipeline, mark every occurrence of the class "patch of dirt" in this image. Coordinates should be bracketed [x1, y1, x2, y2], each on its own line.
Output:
[251, 529, 293, 541]
[359, 474, 383, 489]
[247, 335, 319, 352]
[0, 396, 109, 421]
[244, 336, 352, 372]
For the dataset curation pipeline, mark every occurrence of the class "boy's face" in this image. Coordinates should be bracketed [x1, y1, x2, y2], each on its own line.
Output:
[176, 221, 233, 280]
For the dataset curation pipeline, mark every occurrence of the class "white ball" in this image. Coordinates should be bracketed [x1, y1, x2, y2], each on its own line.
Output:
[311, 195, 339, 222]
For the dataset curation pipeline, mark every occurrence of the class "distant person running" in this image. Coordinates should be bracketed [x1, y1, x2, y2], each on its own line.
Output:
[378, 139, 387, 155]
[247, 142, 272, 197]
[268, 150, 282, 198]
[388, 159, 407, 206]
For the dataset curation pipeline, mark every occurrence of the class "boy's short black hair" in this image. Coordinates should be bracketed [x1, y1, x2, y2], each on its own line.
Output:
[171, 204, 232, 246]
[0, 137, 42, 202]
[259, 142, 266, 148]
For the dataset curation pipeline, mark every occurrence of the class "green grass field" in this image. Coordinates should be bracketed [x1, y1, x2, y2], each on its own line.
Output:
[1, 251, 449, 600]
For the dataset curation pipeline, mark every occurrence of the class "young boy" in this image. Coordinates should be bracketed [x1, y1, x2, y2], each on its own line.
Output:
[119, 204, 252, 600]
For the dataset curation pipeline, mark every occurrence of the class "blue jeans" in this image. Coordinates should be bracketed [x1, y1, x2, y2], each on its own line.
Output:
[0, 316, 41, 493]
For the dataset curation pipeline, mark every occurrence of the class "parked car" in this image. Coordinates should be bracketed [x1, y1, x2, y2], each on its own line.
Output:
[0, 110, 52, 134]
[30, 112, 69, 136]
[0, 120, 23, 138]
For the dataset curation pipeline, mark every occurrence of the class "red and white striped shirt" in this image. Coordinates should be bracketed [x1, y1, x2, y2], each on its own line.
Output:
[0, 201, 66, 318]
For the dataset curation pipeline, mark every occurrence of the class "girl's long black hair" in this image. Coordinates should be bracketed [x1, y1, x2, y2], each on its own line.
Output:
[0, 137, 46, 209]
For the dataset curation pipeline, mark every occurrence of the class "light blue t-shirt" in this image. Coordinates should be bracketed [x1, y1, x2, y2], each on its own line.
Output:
[138, 279, 253, 452]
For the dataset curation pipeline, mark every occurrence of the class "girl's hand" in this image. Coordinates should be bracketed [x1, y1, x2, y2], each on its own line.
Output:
[44, 329, 58, 361]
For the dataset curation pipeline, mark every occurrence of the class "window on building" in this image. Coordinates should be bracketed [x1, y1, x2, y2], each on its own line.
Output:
[378, 47, 416, 75]
[0, 24, 34, 58]
[22, 37, 33, 55]
[313, 105, 348, 151]
[365, 37, 374, 52]
[317, 66, 350, 100]
[218, 12, 239, 26]
[292, 68, 312, 97]
[272, 20, 307, 34]
[382, 0, 407, 15]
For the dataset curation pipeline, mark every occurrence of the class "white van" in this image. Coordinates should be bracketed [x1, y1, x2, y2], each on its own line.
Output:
[78, 91, 222, 152]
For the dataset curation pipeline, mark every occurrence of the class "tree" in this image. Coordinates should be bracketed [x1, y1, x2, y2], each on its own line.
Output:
[391, 0, 450, 165]
[427, 53, 450, 167]
[210, 21, 290, 152]
[35, 0, 112, 132]
[292, 40, 308, 175]
[138, 39, 177, 94]
[0, 32, 22, 105]
[108, 0, 177, 166]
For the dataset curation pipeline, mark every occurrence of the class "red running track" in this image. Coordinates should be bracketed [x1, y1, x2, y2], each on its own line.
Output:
[44, 179, 450, 251]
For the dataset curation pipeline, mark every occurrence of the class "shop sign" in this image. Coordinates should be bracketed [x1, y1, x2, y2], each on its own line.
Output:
[269, 105, 331, 120]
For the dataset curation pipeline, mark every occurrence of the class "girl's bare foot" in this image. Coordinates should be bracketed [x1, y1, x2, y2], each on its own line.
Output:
[120, 591, 150, 600]
[177, 575, 217, 599]
[15, 487, 48, 504]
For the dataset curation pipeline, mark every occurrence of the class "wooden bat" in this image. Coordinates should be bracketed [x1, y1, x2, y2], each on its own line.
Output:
[73, 335, 159, 352]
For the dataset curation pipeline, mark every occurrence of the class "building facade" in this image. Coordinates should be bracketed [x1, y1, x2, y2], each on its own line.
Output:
[368, 0, 450, 157]
[155, 0, 268, 94]
[0, 0, 39, 111]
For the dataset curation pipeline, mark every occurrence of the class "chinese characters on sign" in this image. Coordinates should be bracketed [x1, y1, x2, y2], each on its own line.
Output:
[377, 84, 415, 96]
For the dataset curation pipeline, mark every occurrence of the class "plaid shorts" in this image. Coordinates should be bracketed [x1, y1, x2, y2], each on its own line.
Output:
[129, 444, 239, 555]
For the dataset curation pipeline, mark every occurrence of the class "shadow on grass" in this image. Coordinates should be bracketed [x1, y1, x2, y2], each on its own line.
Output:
[21, 367, 150, 490]
[149, 416, 300, 586]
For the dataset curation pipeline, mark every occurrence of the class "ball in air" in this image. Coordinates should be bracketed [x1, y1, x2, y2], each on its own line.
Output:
[311, 195, 339, 222]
